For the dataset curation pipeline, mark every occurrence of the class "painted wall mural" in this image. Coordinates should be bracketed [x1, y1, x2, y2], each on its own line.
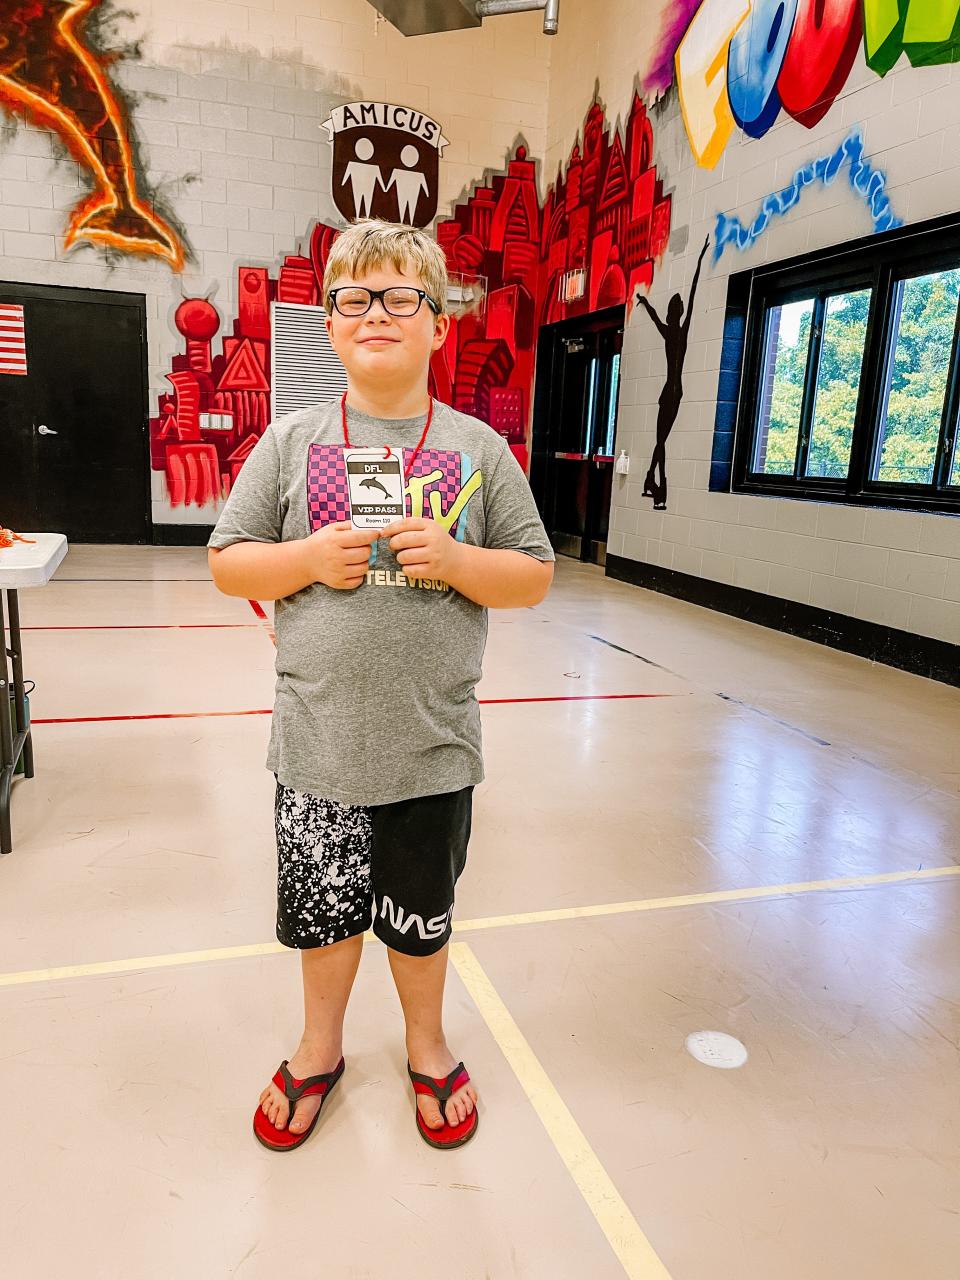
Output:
[0, 1, 186, 268]
[669, 0, 960, 167]
[712, 127, 901, 261]
[150, 94, 673, 516]
[635, 237, 709, 509]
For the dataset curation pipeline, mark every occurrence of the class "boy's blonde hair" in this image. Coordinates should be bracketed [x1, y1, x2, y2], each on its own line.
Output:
[323, 219, 449, 316]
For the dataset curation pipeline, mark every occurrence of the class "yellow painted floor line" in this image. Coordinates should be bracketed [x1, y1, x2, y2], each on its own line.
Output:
[450, 941, 672, 1280]
[0, 932, 371, 989]
[2, 865, 958, 989]
[452, 863, 960, 932]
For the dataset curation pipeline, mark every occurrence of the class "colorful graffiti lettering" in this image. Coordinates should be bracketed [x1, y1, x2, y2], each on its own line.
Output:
[0, 1, 186, 268]
[674, 0, 960, 167]
[712, 128, 902, 260]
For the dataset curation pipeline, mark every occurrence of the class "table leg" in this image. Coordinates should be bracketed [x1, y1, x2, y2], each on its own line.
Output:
[6, 590, 32, 779]
[0, 590, 13, 854]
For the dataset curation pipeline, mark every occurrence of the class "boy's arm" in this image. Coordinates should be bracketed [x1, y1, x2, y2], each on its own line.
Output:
[383, 519, 553, 608]
[207, 426, 377, 599]
[210, 523, 379, 600]
[447, 544, 554, 608]
[421, 440, 555, 607]
[208, 540, 315, 601]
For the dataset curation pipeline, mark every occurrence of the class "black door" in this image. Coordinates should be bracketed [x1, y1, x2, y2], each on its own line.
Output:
[530, 306, 623, 565]
[0, 283, 149, 543]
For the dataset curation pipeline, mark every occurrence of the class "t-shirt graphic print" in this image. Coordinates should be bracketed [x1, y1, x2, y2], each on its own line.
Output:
[207, 399, 554, 807]
[307, 444, 481, 538]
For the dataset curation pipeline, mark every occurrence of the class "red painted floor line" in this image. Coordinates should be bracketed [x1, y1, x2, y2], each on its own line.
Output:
[248, 599, 269, 621]
[31, 693, 678, 726]
[20, 624, 260, 631]
[33, 710, 273, 725]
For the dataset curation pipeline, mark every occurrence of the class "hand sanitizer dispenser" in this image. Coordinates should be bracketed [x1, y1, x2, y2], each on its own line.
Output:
[615, 450, 630, 475]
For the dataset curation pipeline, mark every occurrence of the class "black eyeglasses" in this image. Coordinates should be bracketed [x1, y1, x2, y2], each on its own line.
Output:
[329, 286, 440, 318]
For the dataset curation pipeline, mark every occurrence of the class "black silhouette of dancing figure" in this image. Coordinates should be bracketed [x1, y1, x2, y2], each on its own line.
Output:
[635, 236, 710, 509]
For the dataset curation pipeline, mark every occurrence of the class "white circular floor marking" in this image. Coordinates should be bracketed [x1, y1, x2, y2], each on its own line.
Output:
[685, 1030, 748, 1069]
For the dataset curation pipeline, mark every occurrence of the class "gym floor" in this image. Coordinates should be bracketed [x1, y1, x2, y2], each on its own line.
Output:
[2, 548, 958, 1279]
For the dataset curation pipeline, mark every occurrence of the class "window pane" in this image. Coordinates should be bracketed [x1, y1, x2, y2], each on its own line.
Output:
[753, 299, 814, 475]
[604, 352, 620, 455]
[949, 401, 960, 487]
[804, 289, 871, 479]
[584, 355, 599, 454]
[873, 268, 960, 485]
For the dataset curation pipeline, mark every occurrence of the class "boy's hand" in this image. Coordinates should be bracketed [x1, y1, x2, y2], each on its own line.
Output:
[381, 518, 463, 582]
[302, 521, 379, 590]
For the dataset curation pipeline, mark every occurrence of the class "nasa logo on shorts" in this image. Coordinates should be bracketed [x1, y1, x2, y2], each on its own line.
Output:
[322, 102, 449, 227]
[344, 448, 406, 529]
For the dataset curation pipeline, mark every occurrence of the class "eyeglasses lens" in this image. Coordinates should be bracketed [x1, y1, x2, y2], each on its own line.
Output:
[383, 289, 421, 315]
[334, 288, 423, 317]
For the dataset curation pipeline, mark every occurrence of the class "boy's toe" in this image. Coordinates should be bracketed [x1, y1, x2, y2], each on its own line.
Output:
[290, 1096, 323, 1133]
[271, 1097, 288, 1129]
[418, 1097, 445, 1129]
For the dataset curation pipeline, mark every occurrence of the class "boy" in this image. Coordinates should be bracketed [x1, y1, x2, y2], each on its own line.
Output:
[208, 219, 554, 1153]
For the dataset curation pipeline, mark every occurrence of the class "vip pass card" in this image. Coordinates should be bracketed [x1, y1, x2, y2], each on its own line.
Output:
[345, 448, 406, 528]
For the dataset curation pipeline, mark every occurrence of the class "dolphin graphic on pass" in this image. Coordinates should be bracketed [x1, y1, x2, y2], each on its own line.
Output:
[360, 477, 391, 500]
[0, 0, 185, 268]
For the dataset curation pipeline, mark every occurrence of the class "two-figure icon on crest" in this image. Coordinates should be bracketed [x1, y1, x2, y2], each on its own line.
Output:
[324, 102, 449, 228]
[342, 139, 429, 223]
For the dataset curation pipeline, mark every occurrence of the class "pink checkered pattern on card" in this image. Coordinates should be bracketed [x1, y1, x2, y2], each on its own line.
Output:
[306, 444, 470, 535]
[306, 444, 351, 530]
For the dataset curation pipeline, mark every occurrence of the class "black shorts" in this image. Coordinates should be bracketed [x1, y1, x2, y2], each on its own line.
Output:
[274, 781, 473, 957]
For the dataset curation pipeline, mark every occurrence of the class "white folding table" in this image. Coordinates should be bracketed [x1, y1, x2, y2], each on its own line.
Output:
[0, 533, 68, 854]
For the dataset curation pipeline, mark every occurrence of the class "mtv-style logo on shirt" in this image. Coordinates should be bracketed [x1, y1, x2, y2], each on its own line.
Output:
[306, 444, 483, 539]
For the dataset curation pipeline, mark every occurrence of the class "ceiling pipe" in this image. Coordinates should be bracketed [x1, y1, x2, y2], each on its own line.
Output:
[475, 0, 560, 35]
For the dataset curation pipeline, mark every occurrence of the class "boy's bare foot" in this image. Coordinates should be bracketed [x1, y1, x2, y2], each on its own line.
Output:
[407, 1034, 478, 1130]
[258, 1036, 344, 1134]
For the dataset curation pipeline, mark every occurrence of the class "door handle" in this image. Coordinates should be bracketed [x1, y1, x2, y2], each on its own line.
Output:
[37, 424, 58, 436]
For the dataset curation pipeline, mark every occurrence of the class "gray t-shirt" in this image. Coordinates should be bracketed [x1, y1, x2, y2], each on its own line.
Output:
[208, 400, 554, 806]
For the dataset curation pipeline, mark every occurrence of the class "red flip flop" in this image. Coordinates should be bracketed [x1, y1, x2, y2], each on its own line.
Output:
[408, 1061, 479, 1150]
[253, 1057, 345, 1152]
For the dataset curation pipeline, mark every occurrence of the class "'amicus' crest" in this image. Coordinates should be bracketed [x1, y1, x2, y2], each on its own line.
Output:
[322, 102, 449, 227]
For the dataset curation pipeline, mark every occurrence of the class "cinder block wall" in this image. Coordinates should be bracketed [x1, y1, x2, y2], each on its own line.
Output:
[543, 4, 960, 648]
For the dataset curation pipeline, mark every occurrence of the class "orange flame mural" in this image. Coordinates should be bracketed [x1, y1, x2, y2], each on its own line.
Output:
[0, 1, 185, 268]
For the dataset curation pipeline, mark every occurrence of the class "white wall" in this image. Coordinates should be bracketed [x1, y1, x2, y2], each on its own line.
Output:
[542, 1, 960, 648]
[0, 0, 550, 524]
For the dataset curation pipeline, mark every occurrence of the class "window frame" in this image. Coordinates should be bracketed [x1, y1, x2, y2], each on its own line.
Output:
[731, 216, 960, 515]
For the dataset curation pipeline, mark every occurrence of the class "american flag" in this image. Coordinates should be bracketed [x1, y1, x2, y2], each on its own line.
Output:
[0, 304, 28, 376]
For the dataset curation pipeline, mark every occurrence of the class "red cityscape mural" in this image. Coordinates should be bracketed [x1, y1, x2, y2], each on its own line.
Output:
[150, 94, 672, 512]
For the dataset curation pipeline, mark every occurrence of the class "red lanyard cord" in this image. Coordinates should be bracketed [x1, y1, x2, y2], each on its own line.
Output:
[341, 392, 434, 481]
